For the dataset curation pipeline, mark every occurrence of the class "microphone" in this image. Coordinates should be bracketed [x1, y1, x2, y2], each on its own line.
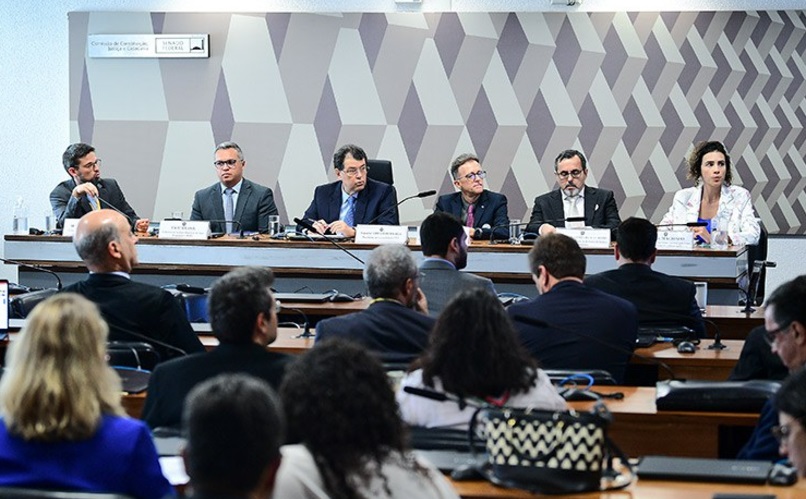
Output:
[0, 257, 62, 290]
[403, 385, 473, 410]
[490, 217, 587, 244]
[206, 220, 244, 238]
[365, 190, 437, 225]
[108, 322, 187, 358]
[97, 195, 138, 230]
[656, 222, 708, 228]
[280, 306, 314, 339]
[293, 218, 365, 265]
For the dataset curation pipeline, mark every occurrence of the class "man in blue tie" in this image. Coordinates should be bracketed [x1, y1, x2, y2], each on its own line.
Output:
[302, 144, 399, 237]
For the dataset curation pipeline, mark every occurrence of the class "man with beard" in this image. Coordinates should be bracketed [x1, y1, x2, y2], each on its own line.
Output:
[418, 212, 496, 317]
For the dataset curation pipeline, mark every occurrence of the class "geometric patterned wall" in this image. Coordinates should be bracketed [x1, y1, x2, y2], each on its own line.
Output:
[70, 11, 806, 233]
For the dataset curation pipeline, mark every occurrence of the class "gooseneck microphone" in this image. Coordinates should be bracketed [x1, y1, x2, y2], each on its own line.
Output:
[111, 323, 187, 358]
[0, 257, 63, 290]
[293, 218, 365, 265]
[97, 194, 138, 229]
[489, 217, 587, 243]
[655, 222, 708, 228]
[365, 190, 437, 226]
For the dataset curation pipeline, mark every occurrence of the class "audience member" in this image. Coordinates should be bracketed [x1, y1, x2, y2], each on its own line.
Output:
[0, 294, 172, 498]
[775, 368, 806, 476]
[275, 339, 459, 499]
[729, 326, 788, 381]
[142, 266, 291, 429]
[397, 288, 566, 429]
[507, 234, 638, 383]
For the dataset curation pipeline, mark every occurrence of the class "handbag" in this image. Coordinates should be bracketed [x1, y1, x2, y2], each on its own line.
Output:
[469, 402, 632, 494]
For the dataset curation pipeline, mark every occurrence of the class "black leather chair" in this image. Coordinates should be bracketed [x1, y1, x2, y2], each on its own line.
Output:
[744, 221, 769, 306]
[9, 288, 58, 319]
[367, 159, 393, 185]
[107, 341, 160, 372]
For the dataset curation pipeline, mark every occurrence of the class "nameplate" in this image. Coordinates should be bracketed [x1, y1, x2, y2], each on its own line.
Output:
[354, 225, 408, 245]
[657, 230, 695, 250]
[88, 34, 210, 59]
[555, 228, 610, 249]
[158, 220, 211, 240]
[63, 219, 80, 238]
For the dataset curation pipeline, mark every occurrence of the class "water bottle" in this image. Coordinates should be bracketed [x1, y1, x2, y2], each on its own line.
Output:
[12, 197, 29, 235]
[711, 219, 728, 250]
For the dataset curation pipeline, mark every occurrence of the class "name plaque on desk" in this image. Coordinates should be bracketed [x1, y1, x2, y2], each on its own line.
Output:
[354, 225, 408, 245]
[158, 220, 210, 240]
[657, 230, 695, 250]
[555, 228, 610, 249]
[62, 219, 80, 237]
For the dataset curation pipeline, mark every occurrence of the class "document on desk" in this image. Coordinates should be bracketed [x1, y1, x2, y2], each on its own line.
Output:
[159, 456, 189, 486]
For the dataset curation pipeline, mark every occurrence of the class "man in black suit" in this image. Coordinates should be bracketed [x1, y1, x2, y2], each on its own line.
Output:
[303, 144, 398, 237]
[585, 217, 706, 337]
[315, 244, 434, 364]
[507, 233, 638, 383]
[50, 142, 149, 231]
[190, 141, 278, 234]
[143, 266, 291, 430]
[525, 149, 620, 238]
[434, 153, 509, 240]
[62, 209, 204, 362]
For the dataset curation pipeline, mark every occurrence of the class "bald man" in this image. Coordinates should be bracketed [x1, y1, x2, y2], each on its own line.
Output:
[61, 209, 204, 362]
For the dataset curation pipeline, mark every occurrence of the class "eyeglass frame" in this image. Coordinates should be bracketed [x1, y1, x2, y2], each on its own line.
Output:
[78, 158, 102, 170]
[772, 422, 794, 444]
[213, 159, 242, 169]
[764, 322, 794, 345]
[341, 164, 370, 177]
[456, 170, 487, 182]
[555, 169, 585, 179]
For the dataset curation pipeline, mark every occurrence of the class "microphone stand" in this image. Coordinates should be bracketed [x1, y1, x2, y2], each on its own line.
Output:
[0, 257, 63, 290]
[293, 218, 365, 265]
[207, 220, 245, 239]
[365, 190, 437, 225]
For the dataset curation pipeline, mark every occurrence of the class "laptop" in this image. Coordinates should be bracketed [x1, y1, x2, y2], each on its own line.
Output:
[637, 456, 772, 484]
[114, 366, 151, 394]
[273, 292, 333, 303]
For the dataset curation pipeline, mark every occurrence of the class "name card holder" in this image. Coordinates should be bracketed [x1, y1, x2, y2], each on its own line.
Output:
[354, 225, 408, 245]
[555, 227, 611, 249]
[62, 219, 80, 237]
[656, 230, 695, 251]
[158, 220, 211, 240]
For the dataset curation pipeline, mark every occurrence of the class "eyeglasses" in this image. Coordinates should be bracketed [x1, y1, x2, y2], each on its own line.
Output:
[458, 171, 487, 181]
[555, 169, 585, 179]
[764, 322, 793, 345]
[79, 159, 102, 169]
[342, 165, 369, 177]
[214, 159, 241, 169]
[772, 423, 794, 443]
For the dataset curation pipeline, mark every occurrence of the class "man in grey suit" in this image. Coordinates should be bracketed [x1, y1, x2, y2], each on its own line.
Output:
[418, 212, 496, 317]
[191, 141, 278, 234]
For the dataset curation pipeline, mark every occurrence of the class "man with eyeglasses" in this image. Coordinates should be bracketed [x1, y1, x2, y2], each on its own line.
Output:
[525, 149, 621, 238]
[302, 144, 398, 238]
[434, 153, 509, 240]
[190, 141, 278, 234]
[737, 275, 806, 461]
[50, 142, 148, 232]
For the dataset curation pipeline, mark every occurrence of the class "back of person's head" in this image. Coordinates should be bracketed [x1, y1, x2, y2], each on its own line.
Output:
[766, 275, 806, 328]
[616, 217, 657, 262]
[0, 293, 123, 441]
[363, 244, 418, 299]
[528, 233, 586, 279]
[183, 373, 284, 497]
[281, 339, 413, 498]
[73, 212, 122, 267]
[208, 266, 276, 343]
[62, 142, 94, 172]
[333, 144, 367, 171]
[420, 212, 464, 257]
[419, 288, 537, 398]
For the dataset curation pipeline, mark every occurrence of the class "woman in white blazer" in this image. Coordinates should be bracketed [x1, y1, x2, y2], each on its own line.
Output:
[660, 141, 760, 246]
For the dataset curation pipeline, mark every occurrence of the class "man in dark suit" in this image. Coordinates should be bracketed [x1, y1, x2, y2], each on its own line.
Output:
[303, 144, 398, 238]
[142, 266, 291, 430]
[434, 153, 509, 240]
[507, 233, 638, 383]
[62, 209, 204, 362]
[418, 212, 495, 316]
[190, 141, 278, 234]
[315, 245, 434, 364]
[585, 217, 706, 337]
[525, 149, 620, 238]
[50, 142, 149, 232]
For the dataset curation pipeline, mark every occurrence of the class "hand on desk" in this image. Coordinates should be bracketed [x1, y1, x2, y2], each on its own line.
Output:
[692, 226, 710, 244]
[311, 219, 356, 238]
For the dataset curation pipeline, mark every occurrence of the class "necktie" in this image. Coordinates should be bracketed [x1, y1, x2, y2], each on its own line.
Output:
[224, 188, 234, 234]
[87, 194, 100, 211]
[565, 195, 583, 228]
[343, 195, 355, 227]
[466, 204, 475, 228]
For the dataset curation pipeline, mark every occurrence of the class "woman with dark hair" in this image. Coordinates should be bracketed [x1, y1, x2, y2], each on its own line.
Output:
[396, 288, 566, 429]
[775, 368, 806, 476]
[275, 339, 458, 499]
[660, 140, 760, 246]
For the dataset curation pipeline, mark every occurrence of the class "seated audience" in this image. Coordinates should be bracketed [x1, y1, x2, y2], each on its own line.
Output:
[275, 339, 459, 499]
[315, 245, 434, 365]
[775, 367, 806, 476]
[183, 374, 284, 498]
[397, 288, 566, 429]
[0, 294, 172, 498]
[507, 234, 638, 383]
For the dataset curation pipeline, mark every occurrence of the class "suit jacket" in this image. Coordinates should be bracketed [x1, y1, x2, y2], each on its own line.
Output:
[418, 259, 496, 317]
[302, 178, 399, 226]
[315, 300, 434, 364]
[729, 326, 788, 381]
[50, 178, 138, 228]
[585, 263, 706, 337]
[434, 190, 510, 240]
[506, 281, 638, 384]
[190, 178, 278, 233]
[142, 342, 291, 429]
[526, 186, 621, 238]
[659, 184, 760, 246]
[62, 273, 205, 362]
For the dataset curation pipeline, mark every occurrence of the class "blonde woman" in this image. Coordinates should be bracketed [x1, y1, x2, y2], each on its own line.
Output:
[0, 294, 173, 498]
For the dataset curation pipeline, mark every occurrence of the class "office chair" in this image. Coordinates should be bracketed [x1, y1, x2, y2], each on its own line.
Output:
[107, 341, 160, 372]
[162, 285, 209, 322]
[9, 288, 58, 318]
[366, 159, 394, 185]
[744, 221, 769, 306]
[0, 488, 134, 499]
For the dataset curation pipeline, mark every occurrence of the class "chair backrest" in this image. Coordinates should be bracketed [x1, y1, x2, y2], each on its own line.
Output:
[9, 288, 58, 319]
[107, 341, 160, 372]
[366, 159, 394, 185]
[0, 488, 134, 499]
[162, 285, 209, 322]
[745, 220, 769, 305]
